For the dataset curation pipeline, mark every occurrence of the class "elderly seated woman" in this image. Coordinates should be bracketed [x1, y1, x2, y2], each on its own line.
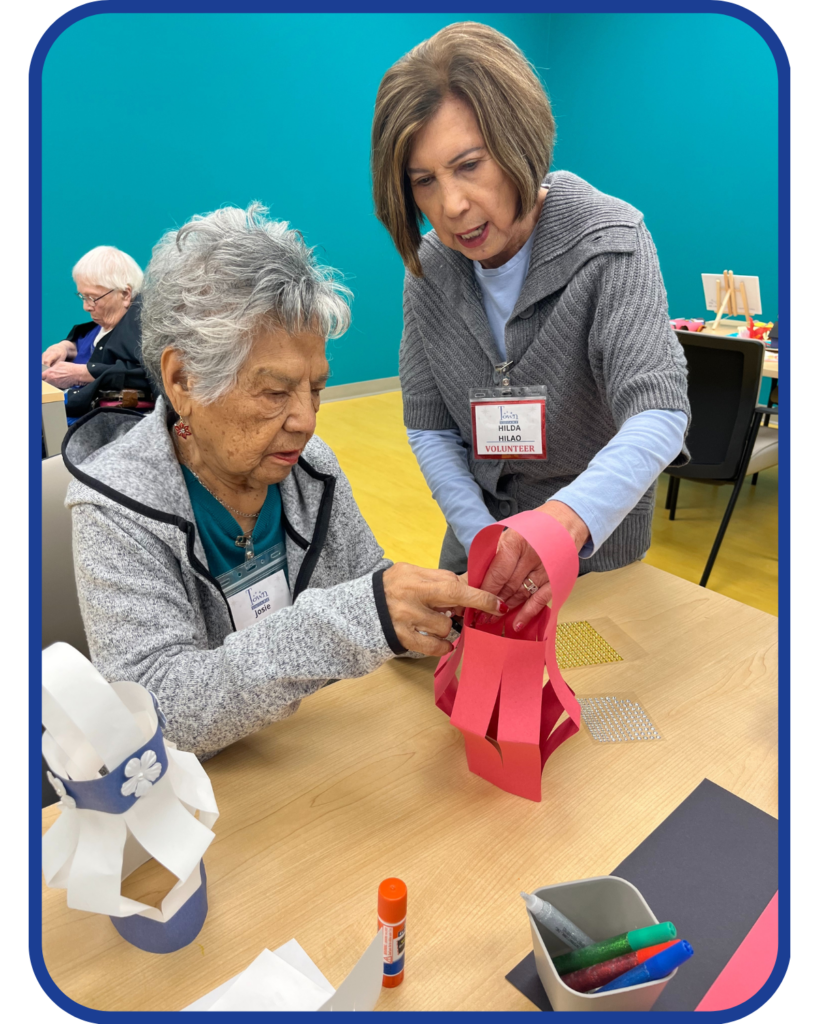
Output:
[42, 245, 155, 420]
[63, 205, 503, 759]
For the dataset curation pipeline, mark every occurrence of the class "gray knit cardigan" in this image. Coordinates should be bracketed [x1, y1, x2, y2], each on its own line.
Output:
[400, 171, 691, 572]
[63, 399, 406, 759]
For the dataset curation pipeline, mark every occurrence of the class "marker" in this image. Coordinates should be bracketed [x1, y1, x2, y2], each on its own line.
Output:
[561, 940, 680, 992]
[552, 922, 677, 975]
[520, 892, 593, 950]
[596, 940, 693, 992]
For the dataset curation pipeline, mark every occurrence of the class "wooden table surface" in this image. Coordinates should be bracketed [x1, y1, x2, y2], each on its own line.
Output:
[41, 563, 778, 1012]
[42, 380, 64, 404]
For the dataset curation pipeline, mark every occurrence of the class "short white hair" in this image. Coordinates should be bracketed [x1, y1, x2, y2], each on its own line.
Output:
[141, 203, 352, 405]
[72, 246, 144, 295]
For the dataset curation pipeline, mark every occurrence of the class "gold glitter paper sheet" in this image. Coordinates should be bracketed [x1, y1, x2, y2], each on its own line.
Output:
[555, 620, 624, 670]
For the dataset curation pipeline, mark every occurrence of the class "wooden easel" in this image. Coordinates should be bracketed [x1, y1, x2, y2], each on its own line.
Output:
[713, 270, 754, 331]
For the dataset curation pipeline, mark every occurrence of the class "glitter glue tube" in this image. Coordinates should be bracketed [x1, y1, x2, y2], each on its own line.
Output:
[561, 940, 680, 992]
[520, 892, 593, 950]
[596, 940, 693, 992]
[552, 922, 676, 975]
[378, 877, 407, 988]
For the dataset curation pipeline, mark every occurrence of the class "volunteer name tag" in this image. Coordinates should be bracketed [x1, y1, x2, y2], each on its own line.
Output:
[217, 542, 291, 631]
[469, 386, 548, 460]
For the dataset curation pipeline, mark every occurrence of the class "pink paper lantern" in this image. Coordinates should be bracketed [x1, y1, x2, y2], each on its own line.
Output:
[433, 511, 581, 802]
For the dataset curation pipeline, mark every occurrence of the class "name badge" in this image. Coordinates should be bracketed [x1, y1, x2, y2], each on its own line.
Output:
[217, 542, 291, 631]
[469, 386, 548, 460]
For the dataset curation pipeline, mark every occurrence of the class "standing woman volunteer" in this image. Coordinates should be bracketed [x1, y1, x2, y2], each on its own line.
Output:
[371, 22, 690, 630]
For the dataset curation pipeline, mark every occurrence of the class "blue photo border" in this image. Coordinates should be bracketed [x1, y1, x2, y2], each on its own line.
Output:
[29, 2, 790, 1020]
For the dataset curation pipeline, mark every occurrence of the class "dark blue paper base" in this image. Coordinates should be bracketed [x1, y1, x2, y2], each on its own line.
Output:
[110, 861, 208, 954]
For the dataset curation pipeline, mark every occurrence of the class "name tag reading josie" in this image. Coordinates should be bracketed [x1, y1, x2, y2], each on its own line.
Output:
[470, 389, 547, 460]
[217, 542, 291, 631]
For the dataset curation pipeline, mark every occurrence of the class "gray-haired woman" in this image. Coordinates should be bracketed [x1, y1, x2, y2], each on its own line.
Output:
[64, 204, 504, 759]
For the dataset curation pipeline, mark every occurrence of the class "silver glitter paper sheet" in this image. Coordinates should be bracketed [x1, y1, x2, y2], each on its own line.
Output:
[578, 696, 662, 743]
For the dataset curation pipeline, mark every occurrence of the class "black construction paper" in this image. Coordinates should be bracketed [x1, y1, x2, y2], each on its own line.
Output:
[505, 779, 778, 1011]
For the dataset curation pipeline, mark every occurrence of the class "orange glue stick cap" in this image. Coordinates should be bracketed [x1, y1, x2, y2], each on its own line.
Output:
[378, 878, 407, 988]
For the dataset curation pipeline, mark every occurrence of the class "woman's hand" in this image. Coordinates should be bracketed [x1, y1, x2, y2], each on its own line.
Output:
[382, 562, 508, 657]
[42, 341, 76, 367]
[480, 502, 590, 632]
[42, 361, 94, 389]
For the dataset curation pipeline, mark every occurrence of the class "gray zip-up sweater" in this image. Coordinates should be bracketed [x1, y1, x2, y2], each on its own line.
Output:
[400, 171, 691, 572]
[63, 399, 405, 759]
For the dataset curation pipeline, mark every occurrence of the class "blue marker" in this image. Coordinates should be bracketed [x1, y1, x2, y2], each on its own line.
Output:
[596, 940, 693, 992]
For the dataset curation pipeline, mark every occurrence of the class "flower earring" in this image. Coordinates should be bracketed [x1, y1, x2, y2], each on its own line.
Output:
[174, 419, 192, 440]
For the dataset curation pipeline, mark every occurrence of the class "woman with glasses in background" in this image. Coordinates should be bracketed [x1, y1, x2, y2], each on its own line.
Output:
[42, 245, 155, 421]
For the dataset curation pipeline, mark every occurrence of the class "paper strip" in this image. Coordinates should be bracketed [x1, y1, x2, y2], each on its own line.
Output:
[66, 810, 128, 914]
[43, 643, 145, 771]
[696, 892, 778, 1011]
[125, 772, 215, 882]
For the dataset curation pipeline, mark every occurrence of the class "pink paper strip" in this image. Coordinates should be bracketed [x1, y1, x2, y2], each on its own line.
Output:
[696, 892, 778, 1012]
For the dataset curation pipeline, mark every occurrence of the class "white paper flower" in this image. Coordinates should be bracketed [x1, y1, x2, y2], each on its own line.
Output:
[121, 750, 162, 797]
[47, 771, 76, 809]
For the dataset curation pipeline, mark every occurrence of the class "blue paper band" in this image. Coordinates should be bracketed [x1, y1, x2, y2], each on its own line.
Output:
[110, 860, 208, 954]
[54, 722, 169, 814]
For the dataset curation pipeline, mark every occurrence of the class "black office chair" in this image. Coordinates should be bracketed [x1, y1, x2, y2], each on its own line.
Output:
[665, 330, 778, 588]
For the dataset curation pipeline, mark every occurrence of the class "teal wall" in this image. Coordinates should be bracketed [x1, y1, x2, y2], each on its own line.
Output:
[40, 13, 550, 383]
[546, 12, 778, 322]
[40, 12, 778, 383]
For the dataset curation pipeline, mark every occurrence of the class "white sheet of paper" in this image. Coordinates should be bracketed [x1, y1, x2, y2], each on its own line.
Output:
[182, 934, 384, 1012]
[319, 931, 384, 1011]
[208, 949, 331, 1012]
[183, 940, 334, 1012]
[274, 939, 335, 994]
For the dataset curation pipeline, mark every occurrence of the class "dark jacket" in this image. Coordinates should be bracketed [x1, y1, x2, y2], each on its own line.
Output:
[64, 297, 155, 416]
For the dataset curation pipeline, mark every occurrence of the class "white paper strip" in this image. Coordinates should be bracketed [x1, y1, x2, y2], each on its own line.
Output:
[42, 807, 79, 885]
[66, 811, 128, 914]
[43, 644, 145, 771]
[125, 772, 215, 882]
[166, 749, 219, 825]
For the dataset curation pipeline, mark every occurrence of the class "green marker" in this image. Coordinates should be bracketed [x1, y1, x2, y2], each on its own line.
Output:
[551, 922, 677, 976]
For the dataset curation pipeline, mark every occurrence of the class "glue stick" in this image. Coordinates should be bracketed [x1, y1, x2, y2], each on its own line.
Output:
[378, 877, 407, 987]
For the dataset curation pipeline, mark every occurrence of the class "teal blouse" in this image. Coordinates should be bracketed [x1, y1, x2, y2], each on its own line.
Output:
[181, 466, 287, 579]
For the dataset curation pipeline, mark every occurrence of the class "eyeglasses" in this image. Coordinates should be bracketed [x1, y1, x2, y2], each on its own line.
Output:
[77, 288, 115, 306]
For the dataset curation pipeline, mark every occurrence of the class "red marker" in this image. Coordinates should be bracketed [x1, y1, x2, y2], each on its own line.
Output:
[561, 940, 681, 993]
[378, 878, 407, 988]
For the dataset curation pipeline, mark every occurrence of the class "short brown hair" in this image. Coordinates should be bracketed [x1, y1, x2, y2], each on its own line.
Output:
[371, 21, 555, 277]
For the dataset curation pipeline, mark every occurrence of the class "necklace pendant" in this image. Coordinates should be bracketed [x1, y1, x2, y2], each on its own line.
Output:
[235, 534, 254, 560]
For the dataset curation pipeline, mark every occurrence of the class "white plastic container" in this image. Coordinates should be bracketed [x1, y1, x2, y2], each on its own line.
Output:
[527, 876, 678, 1012]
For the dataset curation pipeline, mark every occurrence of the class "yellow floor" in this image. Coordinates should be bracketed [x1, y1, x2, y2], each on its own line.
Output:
[316, 392, 778, 617]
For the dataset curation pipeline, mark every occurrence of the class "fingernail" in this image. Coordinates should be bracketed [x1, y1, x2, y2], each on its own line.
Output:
[513, 621, 523, 632]
[498, 602, 510, 613]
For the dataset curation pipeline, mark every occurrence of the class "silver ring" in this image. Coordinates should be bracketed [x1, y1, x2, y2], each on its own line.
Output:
[522, 577, 539, 595]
